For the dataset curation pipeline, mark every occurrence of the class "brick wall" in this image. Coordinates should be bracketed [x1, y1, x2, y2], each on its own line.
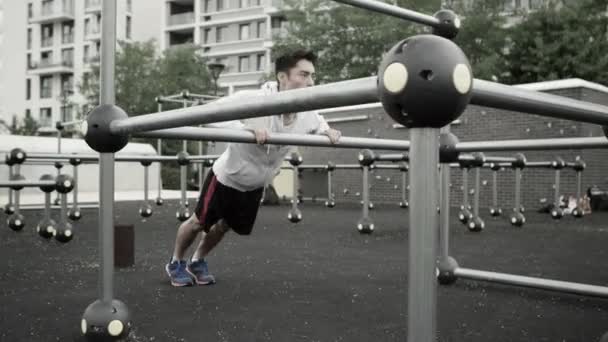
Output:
[296, 85, 608, 211]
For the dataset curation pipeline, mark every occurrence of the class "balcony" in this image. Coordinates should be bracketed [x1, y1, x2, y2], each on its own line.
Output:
[62, 34, 74, 45]
[30, 6, 75, 24]
[85, 28, 101, 41]
[85, 0, 101, 13]
[28, 59, 74, 75]
[41, 38, 54, 48]
[167, 12, 195, 26]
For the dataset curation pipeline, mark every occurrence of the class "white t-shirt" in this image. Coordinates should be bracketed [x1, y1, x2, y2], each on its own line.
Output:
[208, 82, 330, 191]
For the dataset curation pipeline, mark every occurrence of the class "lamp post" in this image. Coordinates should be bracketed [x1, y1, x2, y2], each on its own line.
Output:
[207, 62, 225, 96]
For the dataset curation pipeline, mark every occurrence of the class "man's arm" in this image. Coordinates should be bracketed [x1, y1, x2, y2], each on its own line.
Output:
[315, 113, 341, 144]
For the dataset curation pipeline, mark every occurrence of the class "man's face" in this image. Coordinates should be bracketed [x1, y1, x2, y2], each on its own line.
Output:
[278, 59, 316, 91]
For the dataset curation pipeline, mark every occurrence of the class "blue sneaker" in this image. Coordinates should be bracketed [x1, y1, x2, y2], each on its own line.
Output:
[165, 260, 194, 287]
[187, 259, 216, 285]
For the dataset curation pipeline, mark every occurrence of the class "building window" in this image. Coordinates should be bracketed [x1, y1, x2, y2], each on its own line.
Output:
[256, 53, 265, 71]
[239, 0, 250, 8]
[28, 3, 34, 19]
[257, 21, 265, 38]
[41, 51, 53, 67]
[40, 107, 52, 127]
[41, 24, 54, 47]
[203, 0, 211, 12]
[126, 16, 131, 39]
[26, 79, 32, 100]
[84, 17, 90, 35]
[204, 28, 211, 44]
[238, 56, 249, 72]
[61, 48, 74, 66]
[62, 22, 74, 44]
[61, 74, 73, 94]
[239, 24, 250, 40]
[27, 53, 33, 69]
[83, 45, 90, 62]
[126, 0, 132, 12]
[40, 76, 52, 98]
[27, 29, 33, 49]
[41, 0, 54, 16]
[217, 0, 224, 11]
[216, 26, 226, 43]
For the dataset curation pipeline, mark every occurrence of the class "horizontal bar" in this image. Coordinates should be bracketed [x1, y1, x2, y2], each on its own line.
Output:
[455, 267, 608, 298]
[185, 92, 220, 99]
[157, 97, 197, 104]
[332, 0, 440, 28]
[376, 153, 408, 162]
[325, 115, 370, 124]
[134, 126, 410, 151]
[472, 79, 608, 126]
[57, 120, 83, 128]
[22, 153, 217, 163]
[111, 77, 379, 136]
[455, 137, 608, 152]
[457, 154, 517, 163]
[184, 155, 219, 162]
[0, 180, 55, 188]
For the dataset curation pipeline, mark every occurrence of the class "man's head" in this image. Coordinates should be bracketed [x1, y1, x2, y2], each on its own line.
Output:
[275, 49, 317, 91]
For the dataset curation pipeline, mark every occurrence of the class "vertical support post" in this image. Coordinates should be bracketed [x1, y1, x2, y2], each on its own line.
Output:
[72, 164, 79, 211]
[362, 166, 369, 219]
[492, 171, 498, 209]
[514, 169, 521, 212]
[99, 0, 118, 304]
[7, 165, 14, 208]
[438, 127, 450, 263]
[408, 128, 439, 342]
[144, 165, 149, 203]
[156, 103, 163, 203]
[401, 169, 408, 206]
[462, 168, 469, 209]
[554, 169, 561, 209]
[473, 167, 480, 217]
[182, 100, 188, 152]
[327, 170, 333, 203]
[198, 141, 204, 191]
[292, 166, 299, 211]
[180, 165, 187, 208]
[576, 171, 582, 204]
[14, 165, 21, 216]
[44, 192, 51, 222]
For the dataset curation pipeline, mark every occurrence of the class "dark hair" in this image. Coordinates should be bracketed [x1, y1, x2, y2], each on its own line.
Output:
[275, 49, 317, 76]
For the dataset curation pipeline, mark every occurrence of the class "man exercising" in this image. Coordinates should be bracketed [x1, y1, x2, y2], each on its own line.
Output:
[166, 49, 342, 286]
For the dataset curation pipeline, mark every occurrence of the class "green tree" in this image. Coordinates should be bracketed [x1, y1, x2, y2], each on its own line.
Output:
[272, 0, 508, 83]
[10, 112, 39, 136]
[503, 0, 608, 85]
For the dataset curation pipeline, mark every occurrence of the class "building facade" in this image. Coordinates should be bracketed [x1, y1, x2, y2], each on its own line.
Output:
[162, 0, 287, 94]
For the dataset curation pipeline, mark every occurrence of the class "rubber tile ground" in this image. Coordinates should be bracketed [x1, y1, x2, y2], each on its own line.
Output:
[1, 200, 607, 342]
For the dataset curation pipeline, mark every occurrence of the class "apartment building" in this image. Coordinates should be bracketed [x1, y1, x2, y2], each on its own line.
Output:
[162, 0, 288, 94]
[0, 0, 161, 134]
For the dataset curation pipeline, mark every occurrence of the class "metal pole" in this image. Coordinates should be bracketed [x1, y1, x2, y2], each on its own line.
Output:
[462, 168, 469, 209]
[554, 169, 561, 209]
[99, 0, 117, 304]
[72, 165, 78, 210]
[292, 166, 299, 211]
[198, 141, 204, 191]
[455, 268, 608, 298]
[576, 171, 582, 205]
[144, 165, 149, 203]
[327, 170, 333, 204]
[401, 169, 408, 206]
[514, 169, 521, 212]
[14, 165, 21, 216]
[439, 158, 450, 262]
[8, 165, 14, 208]
[454, 137, 608, 152]
[408, 128, 439, 342]
[362, 166, 369, 219]
[44, 193, 51, 222]
[182, 100, 188, 152]
[492, 171, 498, 210]
[473, 167, 480, 217]
[157, 103, 163, 203]
[332, 0, 441, 27]
[180, 165, 187, 208]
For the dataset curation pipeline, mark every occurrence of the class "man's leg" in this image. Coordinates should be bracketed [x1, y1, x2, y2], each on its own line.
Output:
[166, 215, 203, 287]
[192, 219, 230, 261]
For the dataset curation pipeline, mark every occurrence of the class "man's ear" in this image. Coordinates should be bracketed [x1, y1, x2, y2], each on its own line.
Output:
[277, 71, 287, 83]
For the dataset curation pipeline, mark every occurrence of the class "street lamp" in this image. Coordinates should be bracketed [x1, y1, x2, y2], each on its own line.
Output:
[207, 62, 225, 96]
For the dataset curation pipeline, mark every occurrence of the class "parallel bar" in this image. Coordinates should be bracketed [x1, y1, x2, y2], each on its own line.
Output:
[455, 268, 608, 298]
[472, 79, 608, 126]
[332, 0, 440, 27]
[408, 128, 439, 342]
[376, 153, 408, 162]
[135, 127, 410, 151]
[455, 137, 608, 152]
[25, 153, 215, 163]
[110, 77, 379, 135]
[459, 154, 516, 163]
[0, 181, 55, 188]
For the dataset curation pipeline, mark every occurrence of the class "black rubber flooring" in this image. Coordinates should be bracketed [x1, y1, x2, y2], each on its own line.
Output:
[1, 200, 608, 342]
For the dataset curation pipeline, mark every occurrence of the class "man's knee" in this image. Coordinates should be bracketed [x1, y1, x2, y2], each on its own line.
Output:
[186, 215, 204, 232]
[212, 219, 231, 234]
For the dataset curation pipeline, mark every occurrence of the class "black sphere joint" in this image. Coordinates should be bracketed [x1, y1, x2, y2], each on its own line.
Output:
[287, 152, 303, 167]
[81, 299, 131, 341]
[176, 208, 191, 222]
[489, 207, 502, 217]
[8, 214, 25, 231]
[9, 148, 27, 165]
[437, 256, 459, 285]
[551, 157, 566, 170]
[490, 162, 501, 172]
[471, 152, 486, 168]
[39, 174, 56, 193]
[358, 149, 375, 167]
[551, 207, 564, 220]
[510, 212, 526, 227]
[325, 200, 335, 208]
[176, 152, 190, 166]
[458, 208, 473, 225]
[399, 162, 409, 172]
[9, 174, 26, 191]
[287, 208, 302, 223]
[139, 204, 153, 218]
[603, 126, 608, 139]
[3, 203, 15, 215]
[439, 132, 460, 163]
[378, 35, 473, 128]
[68, 208, 82, 221]
[432, 10, 460, 39]
[572, 207, 584, 218]
[203, 159, 215, 167]
[55, 174, 75, 194]
[69, 157, 82, 166]
[37, 218, 57, 239]
[140, 159, 152, 167]
[573, 159, 586, 172]
[54, 161, 64, 170]
[467, 217, 485, 232]
[511, 153, 527, 169]
[357, 217, 374, 234]
[326, 161, 336, 172]
[55, 222, 74, 243]
[155, 197, 164, 206]
[84, 104, 129, 153]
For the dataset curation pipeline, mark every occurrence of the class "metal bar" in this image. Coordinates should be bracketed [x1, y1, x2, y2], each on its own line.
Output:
[402, 168, 408, 205]
[72, 165, 78, 210]
[455, 267, 608, 298]
[515, 169, 521, 211]
[576, 171, 582, 204]
[327, 170, 333, 204]
[292, 166, 299, 211]
[492, 171, 498, 209]
[110, 76, 379, 135]
[375, 153, 408, 162]
[554, 169, 561, 208]
[473, 168, 480, 217]
[472, 79, 608, 126]
[25, 153, 181, 163]
[44, 192, 51, 221]
[14, 183, 21, 215]
[362, 166, 369, 218]
[134, 126, 410, 151]
[144, 165, 149, 202]
[157, 97, 198, 104]
[332, 0, 440, 28]
[462, 168, 469, 207]
[408, 128, 439, 342]
[198, 141, 204, 191]
[325, 115, 370, 124]
[0, 181, 55, 188]
[99, 0, 117, 304]
[157, 136, 162, 201]
[439, 156, 450, 262]
[7, 165, 14, 207]
[455, 137, 608, 152]
[180, 165, 187, 208]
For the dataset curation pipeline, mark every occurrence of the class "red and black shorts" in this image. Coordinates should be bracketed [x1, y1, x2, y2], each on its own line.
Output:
[194, 169, 264, 235]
